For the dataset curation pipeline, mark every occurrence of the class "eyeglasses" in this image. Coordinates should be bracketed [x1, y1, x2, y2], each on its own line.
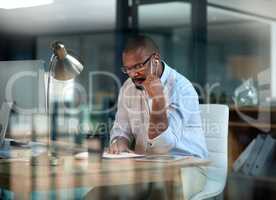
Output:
[121, 53, 155, 74]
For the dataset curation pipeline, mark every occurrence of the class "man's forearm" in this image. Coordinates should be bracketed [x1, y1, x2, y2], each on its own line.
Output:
[148, 94, 168, 139]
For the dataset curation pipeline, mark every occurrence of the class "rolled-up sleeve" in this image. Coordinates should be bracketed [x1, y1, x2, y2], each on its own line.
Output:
[110, 88, 134, 144]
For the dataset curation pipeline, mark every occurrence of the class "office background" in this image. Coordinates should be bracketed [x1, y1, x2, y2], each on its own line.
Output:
[0, 0, 276, 199]
[0, 0, 273, 104]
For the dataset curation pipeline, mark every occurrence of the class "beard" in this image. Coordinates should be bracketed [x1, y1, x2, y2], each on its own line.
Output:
[131, 77, 146, 90]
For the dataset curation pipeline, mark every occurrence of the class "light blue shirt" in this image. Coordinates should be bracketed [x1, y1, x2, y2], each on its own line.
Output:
[110, 62, 208, 158]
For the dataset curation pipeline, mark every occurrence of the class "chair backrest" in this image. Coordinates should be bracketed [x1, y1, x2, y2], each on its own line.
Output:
[199, 104, 229, 181]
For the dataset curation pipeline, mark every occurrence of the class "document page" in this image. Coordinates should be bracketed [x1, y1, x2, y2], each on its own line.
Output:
[102, 152, 144, 159]
[135, 155, 190, 162]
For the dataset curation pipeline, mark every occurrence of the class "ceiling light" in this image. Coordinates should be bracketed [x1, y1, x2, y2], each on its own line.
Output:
[0, 0, 54, 10]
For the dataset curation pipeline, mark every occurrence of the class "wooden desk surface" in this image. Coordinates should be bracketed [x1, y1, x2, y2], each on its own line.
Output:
[0, 155, 209, 199]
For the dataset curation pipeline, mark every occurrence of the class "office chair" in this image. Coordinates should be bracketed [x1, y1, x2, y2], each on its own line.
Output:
[190, 104, 229, 200]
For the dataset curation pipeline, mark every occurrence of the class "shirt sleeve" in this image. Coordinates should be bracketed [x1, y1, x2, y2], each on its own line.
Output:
[147, 82, 201, 153]
[110, 87, 134, 145]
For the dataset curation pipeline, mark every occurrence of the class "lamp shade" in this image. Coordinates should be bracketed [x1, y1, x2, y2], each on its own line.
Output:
[50, 41, 84, 81]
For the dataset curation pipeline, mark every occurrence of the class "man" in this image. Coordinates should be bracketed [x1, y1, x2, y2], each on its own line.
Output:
[86, 35, 208, 200]
[108, 35, 207, 159]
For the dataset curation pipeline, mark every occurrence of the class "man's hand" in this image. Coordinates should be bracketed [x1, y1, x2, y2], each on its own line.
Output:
[142, 74, 163, 98]
[107, 137, 133, 154]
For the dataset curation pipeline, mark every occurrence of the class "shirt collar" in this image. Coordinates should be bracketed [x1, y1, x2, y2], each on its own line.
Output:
[160, 61, 170, 85]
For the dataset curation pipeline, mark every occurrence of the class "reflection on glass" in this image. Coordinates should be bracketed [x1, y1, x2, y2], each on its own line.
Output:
[207, 6, 270, 105]
[234, 78, 258, 106]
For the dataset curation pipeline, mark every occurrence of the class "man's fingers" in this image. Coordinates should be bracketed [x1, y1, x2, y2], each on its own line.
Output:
[125, 149, 135, 153]
[108, 143, 117, 154]
[108, 141, 131, 154]
[114, 143, 120, 154]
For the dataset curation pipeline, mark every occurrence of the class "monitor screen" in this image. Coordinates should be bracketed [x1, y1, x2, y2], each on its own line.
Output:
[0, 60, 46, 142]
[0, 60, 46, 114]
[0, 102, 13, 146]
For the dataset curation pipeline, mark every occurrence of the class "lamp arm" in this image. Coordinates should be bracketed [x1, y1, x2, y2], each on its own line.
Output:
[46, 54, 55, 112]
[46, 54, 55, 151]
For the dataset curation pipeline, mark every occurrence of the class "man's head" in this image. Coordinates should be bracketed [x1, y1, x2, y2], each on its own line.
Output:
[122, 35, 162, 89]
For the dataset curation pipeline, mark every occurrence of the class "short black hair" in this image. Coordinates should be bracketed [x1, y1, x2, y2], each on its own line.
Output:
[123, 35, 160, 54]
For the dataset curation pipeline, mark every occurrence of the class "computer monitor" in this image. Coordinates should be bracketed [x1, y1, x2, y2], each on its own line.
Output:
[0, 60, 46, 113]
[0, 60, 46, 142]
[0, 102, 13, 146]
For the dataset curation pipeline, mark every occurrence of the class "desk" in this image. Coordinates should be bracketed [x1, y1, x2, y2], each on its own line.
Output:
[0, 155, 209, 199]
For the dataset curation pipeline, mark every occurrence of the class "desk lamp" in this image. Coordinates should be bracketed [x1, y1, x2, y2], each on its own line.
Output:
[42, 41, 83, 166]
[47, 41, 83, 110]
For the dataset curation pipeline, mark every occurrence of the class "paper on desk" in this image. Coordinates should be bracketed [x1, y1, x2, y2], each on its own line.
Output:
[135, 155, 191, 162]
[102, 152, 144, 159]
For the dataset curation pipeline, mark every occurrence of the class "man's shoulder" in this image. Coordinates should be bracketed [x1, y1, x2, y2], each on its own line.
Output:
[166, 65, 195, 92]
